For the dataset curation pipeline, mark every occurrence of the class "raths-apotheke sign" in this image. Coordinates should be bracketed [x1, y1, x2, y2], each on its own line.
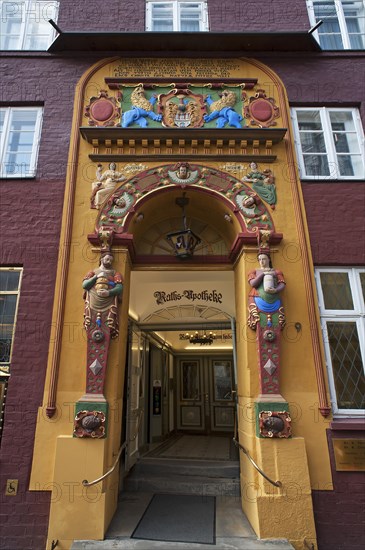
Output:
[154, 289, 223, 305]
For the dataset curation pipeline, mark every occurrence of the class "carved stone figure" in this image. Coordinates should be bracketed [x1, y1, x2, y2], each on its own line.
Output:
[91, 163, 125, 209]
[82, 252, 123, 339]
[242, 162, 277, 209]
[122, 86, 163, 128]
[248, 249, 286, 398]
[248, 252, 286, 331]
[167, 162, 199, 184]
[204, 90, 243, 128]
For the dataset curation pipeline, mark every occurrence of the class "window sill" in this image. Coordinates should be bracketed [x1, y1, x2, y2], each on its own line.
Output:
[301, 179, 365, 183]
[331, 418, 365, 431]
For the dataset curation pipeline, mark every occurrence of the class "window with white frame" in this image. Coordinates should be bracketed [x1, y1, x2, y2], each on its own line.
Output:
[306, 0, 365, 49]
[291, 107, 365, 179]
[0, 107, 43, 178]
[146, 1, 209, 31]
[315, 268, 365, 415]
[0, 268, 22, 369]
[0, 268, 22, 443]
[0, 1, 59, 50]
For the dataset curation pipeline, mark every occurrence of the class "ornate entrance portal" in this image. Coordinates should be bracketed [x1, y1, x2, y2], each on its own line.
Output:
[29, 57, 327, 550]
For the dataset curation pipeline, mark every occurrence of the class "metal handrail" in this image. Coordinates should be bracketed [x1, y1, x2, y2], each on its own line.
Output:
[82, 441, 127, 487]
[233, 437, 282, 488]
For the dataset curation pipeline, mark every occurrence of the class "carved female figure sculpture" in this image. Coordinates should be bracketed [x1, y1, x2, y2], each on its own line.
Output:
[91, 162, 125, 209]
[248, 252, 285, 330]
[242, 163, 277, 209]
[247, 251, 286, 398]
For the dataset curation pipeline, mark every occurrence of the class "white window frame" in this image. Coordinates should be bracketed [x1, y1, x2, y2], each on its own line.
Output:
[306, 0, 365, 50]
[291, 107, 365, 180]
[146, 1, 209, 31]
[0, 267, 23, 370]
[0, 0, 59, 50]
[0, 107, 43, 178]
[315, 267, 365, 416]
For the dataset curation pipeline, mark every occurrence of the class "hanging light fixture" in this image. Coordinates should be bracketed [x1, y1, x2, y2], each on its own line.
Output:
[186, 330, 216, 345]
[166, 192, 201, 259]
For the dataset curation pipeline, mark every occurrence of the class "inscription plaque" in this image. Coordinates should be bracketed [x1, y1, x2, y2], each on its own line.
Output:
[333, 439, 365, 472]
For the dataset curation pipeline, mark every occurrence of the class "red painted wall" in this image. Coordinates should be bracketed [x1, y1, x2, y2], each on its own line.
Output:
[302, 183, 365, 265]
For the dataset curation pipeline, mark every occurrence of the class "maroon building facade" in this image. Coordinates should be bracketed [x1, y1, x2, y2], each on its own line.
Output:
[0, 1, 364, 549]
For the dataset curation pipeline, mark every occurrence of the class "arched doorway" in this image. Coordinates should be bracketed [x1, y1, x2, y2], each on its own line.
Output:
[118, 183, 240, 470]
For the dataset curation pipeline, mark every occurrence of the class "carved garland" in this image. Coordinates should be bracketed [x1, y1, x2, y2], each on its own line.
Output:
[94, 163, 277, 236]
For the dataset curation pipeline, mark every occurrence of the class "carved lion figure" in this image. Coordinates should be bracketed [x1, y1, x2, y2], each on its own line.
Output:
[131, 86, 154, 112]
[209, 90, 237, 112]
[122, 86, 162, 128]
[204, 90, 243, 129]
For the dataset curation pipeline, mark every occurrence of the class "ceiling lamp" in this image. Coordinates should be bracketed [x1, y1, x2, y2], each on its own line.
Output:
[166, 193, 201, 259]
[187, 331, 216, 345]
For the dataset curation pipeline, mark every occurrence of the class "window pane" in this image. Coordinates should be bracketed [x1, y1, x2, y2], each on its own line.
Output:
[151, 3, 174, 31]
[303, 154, 330, 176]
[329, 111, 363, 177]
[0, 294, 17, 321]
[181, 361, 200, 400]
[180, 3, 201, 31]
[297, 110, 322, 130]
[0, 271, 20, 292]
[0, 1, 24, 49]
[313, 1, 344, 49]
[320, 272, 354, 309]
[0, 110, 5, 133]
[327, 321, 365, 409]
[213, 361, 232, 401]
[0, 295, 17, 361]
[360, 272, 365, 302]
[0, 1, 57, 50]
[1, 109, 40, 177]
[343, 0, 365, 49]
[297, 110, 331, 176]
[300, 131, 327, 154]
[152, 19, 174, 30]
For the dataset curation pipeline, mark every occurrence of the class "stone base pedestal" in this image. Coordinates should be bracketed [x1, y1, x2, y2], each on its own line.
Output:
[255, 399, 291, 438]
[73, 400, 109, 438]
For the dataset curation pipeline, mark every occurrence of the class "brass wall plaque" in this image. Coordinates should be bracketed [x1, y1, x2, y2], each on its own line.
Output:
[333, 439, 365, 472]
[5, 479, 18, 496]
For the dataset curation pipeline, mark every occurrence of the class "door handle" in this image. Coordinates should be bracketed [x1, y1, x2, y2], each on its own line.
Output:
[204, 393, 209, 403]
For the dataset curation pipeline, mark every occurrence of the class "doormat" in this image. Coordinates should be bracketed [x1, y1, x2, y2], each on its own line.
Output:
[131, 493, 216, 544]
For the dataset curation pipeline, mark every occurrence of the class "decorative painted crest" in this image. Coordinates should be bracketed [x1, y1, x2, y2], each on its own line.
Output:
[84, 90, 120, 127]
[244, 89, 280, 128]
[158, 89, 206, 128]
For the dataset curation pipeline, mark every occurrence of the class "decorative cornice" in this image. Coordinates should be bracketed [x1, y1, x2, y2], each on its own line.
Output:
[81, 127, 286, 162]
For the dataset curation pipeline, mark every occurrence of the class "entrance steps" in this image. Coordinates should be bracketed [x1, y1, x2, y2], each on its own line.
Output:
[72, 537, 295, 549]
[123, 457, 241, 496]
[71, 455, 294, 550]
